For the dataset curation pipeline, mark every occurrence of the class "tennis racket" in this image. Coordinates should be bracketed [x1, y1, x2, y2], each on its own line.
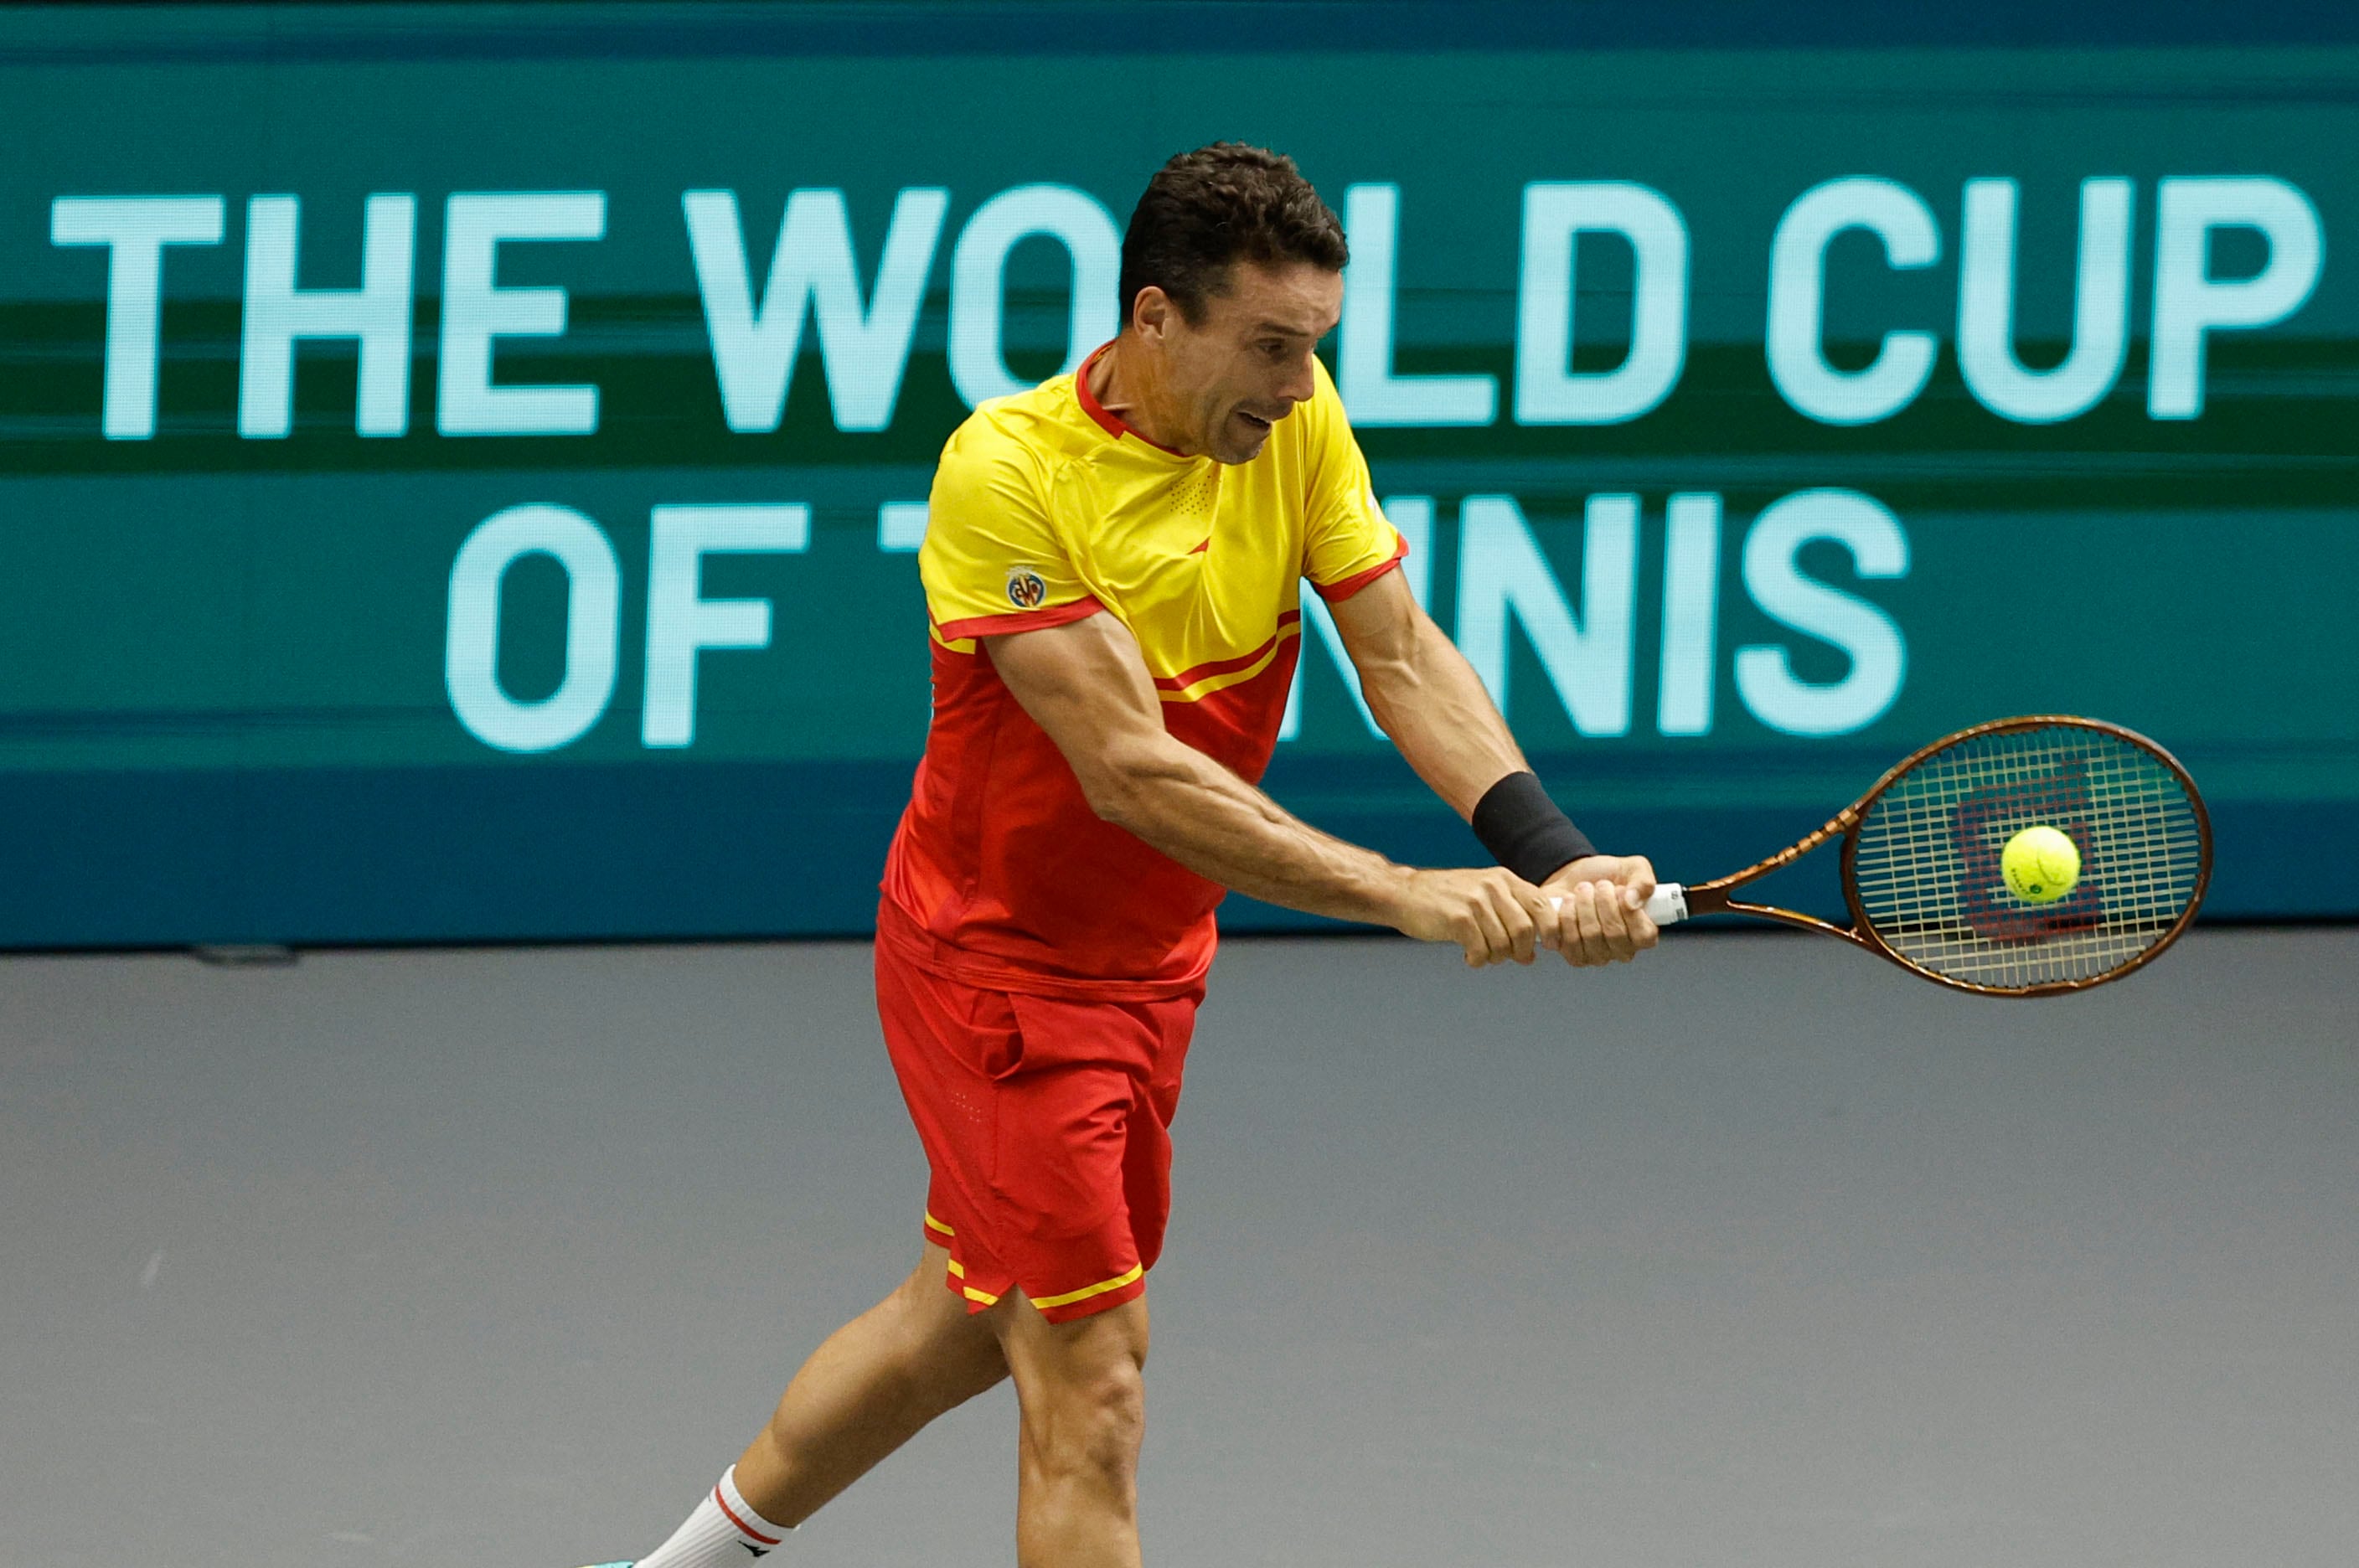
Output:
[1606, 715, 2212, 997]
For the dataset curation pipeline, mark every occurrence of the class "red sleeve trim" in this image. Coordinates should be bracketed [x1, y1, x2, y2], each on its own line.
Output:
[1312, 534, 1411, 604]
[935, 595, 1105, 642]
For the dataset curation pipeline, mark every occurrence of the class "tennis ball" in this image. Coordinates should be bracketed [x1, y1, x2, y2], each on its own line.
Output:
[2001, 824, 2082, 904]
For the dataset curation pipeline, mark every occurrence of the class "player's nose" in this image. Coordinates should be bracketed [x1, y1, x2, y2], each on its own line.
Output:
[1278, 354, 1319, 405]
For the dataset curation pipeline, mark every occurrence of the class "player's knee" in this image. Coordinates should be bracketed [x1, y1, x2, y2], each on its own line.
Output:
[1026, 1359, 1145, 1487]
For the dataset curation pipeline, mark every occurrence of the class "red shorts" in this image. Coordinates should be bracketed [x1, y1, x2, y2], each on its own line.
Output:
[875, 927, 1200, 1323]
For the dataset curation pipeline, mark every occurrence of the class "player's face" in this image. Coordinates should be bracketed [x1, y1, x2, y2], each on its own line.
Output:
[1164, 260, 1344, 464]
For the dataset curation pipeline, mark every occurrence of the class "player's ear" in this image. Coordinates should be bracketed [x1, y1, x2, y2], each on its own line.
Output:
[1131, 285, 1172, 342]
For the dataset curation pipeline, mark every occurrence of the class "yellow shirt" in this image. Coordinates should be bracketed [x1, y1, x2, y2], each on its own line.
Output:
[880, 344, 1406, 997]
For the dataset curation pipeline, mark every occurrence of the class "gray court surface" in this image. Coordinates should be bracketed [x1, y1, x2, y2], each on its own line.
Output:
[3, 926, 2355, 1568]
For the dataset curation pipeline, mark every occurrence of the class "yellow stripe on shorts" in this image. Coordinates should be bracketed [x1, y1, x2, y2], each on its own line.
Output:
[1029, 1264, 1146, 1311]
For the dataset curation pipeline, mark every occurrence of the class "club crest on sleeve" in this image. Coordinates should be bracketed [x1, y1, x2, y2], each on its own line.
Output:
[1005, 567, 1048, 610]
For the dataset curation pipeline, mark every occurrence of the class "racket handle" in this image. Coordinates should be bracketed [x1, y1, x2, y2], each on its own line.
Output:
[1545, 883, 1690, 926]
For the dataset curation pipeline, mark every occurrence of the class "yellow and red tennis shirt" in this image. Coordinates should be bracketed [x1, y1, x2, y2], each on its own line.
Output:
[878, 345, 1407, 999]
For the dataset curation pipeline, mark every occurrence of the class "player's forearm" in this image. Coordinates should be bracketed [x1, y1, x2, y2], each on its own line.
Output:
[1359, 616, 1529, 820]
[1087, 735, 1411, 926]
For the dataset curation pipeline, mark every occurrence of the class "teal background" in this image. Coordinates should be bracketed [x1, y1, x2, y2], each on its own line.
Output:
[2, 5, 2353, 945]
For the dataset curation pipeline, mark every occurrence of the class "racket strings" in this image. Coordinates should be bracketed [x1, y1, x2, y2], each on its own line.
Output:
[1849, 725, 2204, 991]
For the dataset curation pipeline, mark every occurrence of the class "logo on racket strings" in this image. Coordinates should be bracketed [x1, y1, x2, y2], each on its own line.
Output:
[1954, 766, 2105, 940]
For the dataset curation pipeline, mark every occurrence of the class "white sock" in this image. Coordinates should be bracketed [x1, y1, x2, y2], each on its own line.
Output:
[637, 1465, 793, 1565]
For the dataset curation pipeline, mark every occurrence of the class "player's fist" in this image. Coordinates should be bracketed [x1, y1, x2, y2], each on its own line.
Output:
[1394, 866, 1558, 967]
[1542, 854, 1660, 967]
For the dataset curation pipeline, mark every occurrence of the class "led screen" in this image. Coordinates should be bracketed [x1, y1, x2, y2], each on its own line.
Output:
[3, 5, 2353, 943]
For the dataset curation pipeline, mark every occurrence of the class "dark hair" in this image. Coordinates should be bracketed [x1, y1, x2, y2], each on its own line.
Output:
[1118, 142, 1349, 328]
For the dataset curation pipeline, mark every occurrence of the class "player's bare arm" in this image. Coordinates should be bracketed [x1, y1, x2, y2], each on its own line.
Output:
[1326, 567, 1661, 967]
[984, 609, 1559, 967]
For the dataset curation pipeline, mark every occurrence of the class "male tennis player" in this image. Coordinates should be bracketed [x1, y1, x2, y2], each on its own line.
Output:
[590, 142, 1656, 1568]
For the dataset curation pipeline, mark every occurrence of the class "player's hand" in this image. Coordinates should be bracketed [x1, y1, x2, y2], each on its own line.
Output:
[1541, 854, 1660, 967]
[1393, 866, 1560, 967]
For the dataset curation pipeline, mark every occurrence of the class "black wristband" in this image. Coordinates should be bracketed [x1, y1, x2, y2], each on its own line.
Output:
[1471, 771, 1598, 885]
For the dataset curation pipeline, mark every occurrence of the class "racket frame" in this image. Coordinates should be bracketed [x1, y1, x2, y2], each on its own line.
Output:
[1675, 715, 2212, 997]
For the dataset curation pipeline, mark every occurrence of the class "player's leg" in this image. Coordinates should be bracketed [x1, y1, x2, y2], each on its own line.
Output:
[992, 1291, 1153, 1568]
[732, 1239, 1009, 1524]
[612, 1242, 1006, 1568]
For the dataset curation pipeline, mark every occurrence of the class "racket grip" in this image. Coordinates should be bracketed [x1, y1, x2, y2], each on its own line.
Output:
[1545, 883, 1689, 926]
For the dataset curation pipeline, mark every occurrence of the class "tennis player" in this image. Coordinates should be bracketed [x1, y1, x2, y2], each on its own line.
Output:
[590, 142, 1657, 1568]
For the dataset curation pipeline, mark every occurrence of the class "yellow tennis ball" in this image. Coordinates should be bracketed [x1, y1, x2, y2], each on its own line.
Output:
[2001, 825, 2082, 904]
